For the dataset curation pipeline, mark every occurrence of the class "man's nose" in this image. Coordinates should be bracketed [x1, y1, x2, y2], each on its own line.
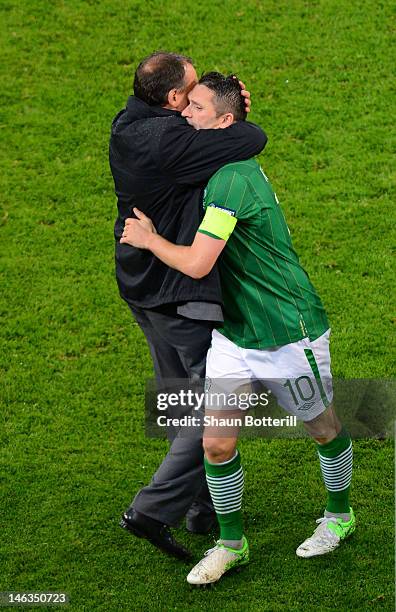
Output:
[182, 105, 191, 117]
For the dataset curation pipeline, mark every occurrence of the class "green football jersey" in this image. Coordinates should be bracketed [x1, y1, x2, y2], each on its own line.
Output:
[198, 159, 329, 349]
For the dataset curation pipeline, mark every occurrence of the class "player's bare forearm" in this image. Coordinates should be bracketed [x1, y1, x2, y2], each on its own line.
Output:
[149, 231, 226, 279]
[146, 234, 204, 279]
[121, 208, 225, 279]
[120, 217, 206, 278]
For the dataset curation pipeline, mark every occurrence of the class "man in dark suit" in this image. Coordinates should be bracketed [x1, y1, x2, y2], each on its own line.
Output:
[109, 51, 267, 559]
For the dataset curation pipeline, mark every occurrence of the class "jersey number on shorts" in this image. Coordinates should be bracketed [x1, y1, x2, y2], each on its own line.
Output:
[283, 377, 318, 411]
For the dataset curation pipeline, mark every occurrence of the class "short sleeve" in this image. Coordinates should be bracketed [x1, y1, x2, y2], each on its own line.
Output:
[197, 168, 253, 241]
[205, 169, 254, 217]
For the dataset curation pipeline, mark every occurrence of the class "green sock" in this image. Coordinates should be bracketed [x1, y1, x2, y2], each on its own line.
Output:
[204, 451, 244, 541]
[317, 427, 353, 514]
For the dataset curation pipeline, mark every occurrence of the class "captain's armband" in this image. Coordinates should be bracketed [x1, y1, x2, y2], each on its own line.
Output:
[198, 204, 237, 241]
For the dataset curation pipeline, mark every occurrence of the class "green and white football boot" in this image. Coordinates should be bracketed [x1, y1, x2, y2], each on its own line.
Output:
[187, 537, 249, 585]
[296, 507, 356, 558]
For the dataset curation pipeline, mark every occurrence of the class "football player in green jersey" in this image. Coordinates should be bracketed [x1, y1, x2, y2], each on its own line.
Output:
[120, 73, 355, 584]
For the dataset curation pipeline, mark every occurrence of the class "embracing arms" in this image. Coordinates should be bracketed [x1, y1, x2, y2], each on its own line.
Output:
[120, 208, 226, 279]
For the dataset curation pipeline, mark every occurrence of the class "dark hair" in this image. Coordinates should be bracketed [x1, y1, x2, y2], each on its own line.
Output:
[133, 51, 193, 106]
[198, 72, 247, 121]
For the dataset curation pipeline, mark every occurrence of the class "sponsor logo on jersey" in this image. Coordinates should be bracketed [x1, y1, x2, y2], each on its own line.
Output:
[207, 202, 236, 216]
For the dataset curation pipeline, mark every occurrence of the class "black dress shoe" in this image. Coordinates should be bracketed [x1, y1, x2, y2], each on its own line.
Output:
[186, 512, 218, 535]
[120, 509, 192, 561]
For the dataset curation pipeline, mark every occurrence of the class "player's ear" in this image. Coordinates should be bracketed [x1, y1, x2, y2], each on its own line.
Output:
[219, 113, 235, 128]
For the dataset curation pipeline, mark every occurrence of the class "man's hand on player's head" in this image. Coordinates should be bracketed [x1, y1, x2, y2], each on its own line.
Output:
[120, 208, 157, 249]
[236, 78, 251, 113]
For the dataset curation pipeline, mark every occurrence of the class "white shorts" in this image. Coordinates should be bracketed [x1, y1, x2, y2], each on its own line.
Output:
[205, 329, 333, 422]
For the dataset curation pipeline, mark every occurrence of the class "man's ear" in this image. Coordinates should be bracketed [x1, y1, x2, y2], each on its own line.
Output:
[167, 88, 179, 108]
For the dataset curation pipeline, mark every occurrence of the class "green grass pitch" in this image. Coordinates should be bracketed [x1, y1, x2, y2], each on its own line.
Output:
[1, 0, 394, 610]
